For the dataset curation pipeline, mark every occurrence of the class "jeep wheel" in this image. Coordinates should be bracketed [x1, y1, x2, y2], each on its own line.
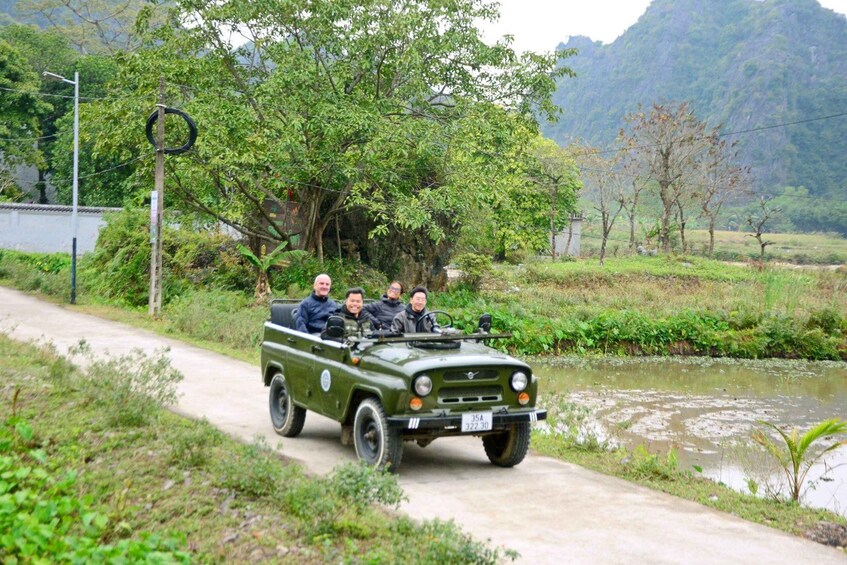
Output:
[353, 398, 403, 472]
[483, 422, 531, 467]
[269, 373, 306, 437]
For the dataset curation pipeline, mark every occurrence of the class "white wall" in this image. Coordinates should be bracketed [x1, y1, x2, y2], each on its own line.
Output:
[0, 203, 120, 254]
[550, 216, 582, 257]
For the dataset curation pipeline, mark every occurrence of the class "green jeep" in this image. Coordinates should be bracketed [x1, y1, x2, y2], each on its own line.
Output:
[260, 300, 546, 471]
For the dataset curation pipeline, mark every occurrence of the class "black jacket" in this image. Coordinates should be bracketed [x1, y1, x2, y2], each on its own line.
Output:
[364, 295, 405, 329]
[295, 292, 338, 334]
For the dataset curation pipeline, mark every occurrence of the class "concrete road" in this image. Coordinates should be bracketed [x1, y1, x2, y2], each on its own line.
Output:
[1, 286, 844, 564]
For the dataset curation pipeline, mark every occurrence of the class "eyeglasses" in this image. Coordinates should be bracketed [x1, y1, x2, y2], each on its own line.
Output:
[388, 286, 401, 291]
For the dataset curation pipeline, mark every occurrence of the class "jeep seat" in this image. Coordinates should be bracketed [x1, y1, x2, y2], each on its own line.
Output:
[270, 302, 300, 330]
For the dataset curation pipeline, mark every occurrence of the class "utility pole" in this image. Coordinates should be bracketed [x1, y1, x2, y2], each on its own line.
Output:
[149, 78, 166, 316]
[42, 71, 79, 304]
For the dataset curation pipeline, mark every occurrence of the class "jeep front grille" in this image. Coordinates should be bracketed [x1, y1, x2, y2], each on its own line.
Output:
[438, 386, 502, 404]
[442, 369, 498, 382]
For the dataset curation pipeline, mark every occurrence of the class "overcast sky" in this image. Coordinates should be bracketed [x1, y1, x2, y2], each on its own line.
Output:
[483, 0, 847, 54]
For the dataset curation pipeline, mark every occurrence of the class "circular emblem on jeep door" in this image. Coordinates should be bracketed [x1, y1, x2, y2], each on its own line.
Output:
[320, 369, 331, 392]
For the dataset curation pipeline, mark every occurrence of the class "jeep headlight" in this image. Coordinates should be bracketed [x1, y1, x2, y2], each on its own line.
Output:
[414, 375, 433, 396]
[510, 371, 528, 392]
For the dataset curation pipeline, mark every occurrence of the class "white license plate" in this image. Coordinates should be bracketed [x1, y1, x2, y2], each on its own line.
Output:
[461, 411, 492, 432]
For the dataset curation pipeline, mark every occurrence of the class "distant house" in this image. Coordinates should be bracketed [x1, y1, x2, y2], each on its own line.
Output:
[550, 215, 582, 257]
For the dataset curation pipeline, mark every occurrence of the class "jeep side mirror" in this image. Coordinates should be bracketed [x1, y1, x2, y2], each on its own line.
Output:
[478, 313, 491, 334]
[322, 315, 345, 340]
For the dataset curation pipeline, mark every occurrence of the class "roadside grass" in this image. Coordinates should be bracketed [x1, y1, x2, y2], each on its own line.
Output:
[0, 335, 513, 564]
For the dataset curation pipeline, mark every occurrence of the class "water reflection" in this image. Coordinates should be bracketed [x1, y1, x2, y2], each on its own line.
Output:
[534, 357, 847, 515]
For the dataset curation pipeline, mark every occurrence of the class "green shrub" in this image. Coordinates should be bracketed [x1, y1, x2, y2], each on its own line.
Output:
[624, 445, 682, 481]
[167, 418, 222, 469]
[83, 208, 256, 307]
[270, 255, 388, 300]
[452, 252, 492, 291]
[806, 308, 843, 334]
[74, 347, 183, 427]
[214, 436, 298, 499]
[82, 208, 152, 306]
[164, 290, 264, 349]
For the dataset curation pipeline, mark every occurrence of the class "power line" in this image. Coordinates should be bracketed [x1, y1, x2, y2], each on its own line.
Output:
[0, 134, 57, 142]
[0, 85, 154, 102]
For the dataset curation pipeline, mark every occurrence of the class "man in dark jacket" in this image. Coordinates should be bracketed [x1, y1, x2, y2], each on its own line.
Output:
[364, 281, 405, 329]
[295, 273, 338, 334]
[335, 287, 377, 336]
[391, 286, 440, 333]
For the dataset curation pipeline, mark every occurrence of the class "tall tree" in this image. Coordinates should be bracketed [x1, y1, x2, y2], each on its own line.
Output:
[0, 38, 53, 197]
[746, 196, 780, 259]
[621, 102, 710, 253]
[578, 147, 625, 265]
[526, 137, 580, 260]
[90, 0, 574, 274]
[0, 24, 77, 203]
[17, 0, 166, 53]
[698, 134, 750, 256]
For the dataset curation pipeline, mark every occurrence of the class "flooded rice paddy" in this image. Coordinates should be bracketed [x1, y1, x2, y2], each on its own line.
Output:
[534, 357, 847, 515]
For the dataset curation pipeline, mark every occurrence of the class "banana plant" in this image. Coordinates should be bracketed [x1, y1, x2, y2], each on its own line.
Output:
[237, 242, 307, 300]
[751, 418, 847, 502]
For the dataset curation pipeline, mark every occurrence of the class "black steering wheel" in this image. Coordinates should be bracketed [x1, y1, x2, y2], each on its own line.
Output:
[416, 310, 454, 332]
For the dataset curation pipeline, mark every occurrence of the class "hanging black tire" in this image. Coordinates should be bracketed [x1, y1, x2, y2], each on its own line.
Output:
[483, 422, 531, 467]
[269, 373, 306, 437]
[353, 398, 403, 472]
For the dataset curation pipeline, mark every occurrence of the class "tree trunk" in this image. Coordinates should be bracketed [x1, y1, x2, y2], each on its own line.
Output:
[708, 217, 716, 256]
[599, 212, 609, 266]
[565, 219, 574, 258]
[629, 214, 636, 250]
[550, 187, 557, 261]
[660, 204, 672, 253]
[36, 169, 48, 204]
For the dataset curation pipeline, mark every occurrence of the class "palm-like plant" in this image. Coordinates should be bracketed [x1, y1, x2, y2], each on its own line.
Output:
[751, 418, 847, 502]
[237, 242, 306, 300]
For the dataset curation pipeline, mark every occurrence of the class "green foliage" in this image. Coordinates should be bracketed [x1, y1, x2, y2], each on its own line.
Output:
[624, 445, 682, 481]
[403, 519, 518, 564]
[81, 208, 151, 306]
[83, 0, 574, 283]
[452, 252, 492, 291]
[214, 436, 299, 499]
[0, 36, 52, 171]
[0, 250, 71, 297]
[283, 462, 406, 538]
[82, 208, 255, 307]
[164, 290, 264, 349]
[0, 414, 188, 562]
[166, 418, 222, 470]
[1, 335, 511, 562]
[752, 418, 847, 502]
[73, 346, 183, 427]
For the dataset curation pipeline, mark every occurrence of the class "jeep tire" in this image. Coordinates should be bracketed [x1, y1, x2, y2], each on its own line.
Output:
[353, 398, 403, 472]
[269, 373, 306, 437]
[483, 422, 531, 467]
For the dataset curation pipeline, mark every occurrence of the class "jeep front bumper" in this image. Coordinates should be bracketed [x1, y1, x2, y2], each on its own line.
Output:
[387, 409, 547, 430]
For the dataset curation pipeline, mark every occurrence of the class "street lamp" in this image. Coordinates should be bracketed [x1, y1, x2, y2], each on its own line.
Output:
[43, 71, 79, 304]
